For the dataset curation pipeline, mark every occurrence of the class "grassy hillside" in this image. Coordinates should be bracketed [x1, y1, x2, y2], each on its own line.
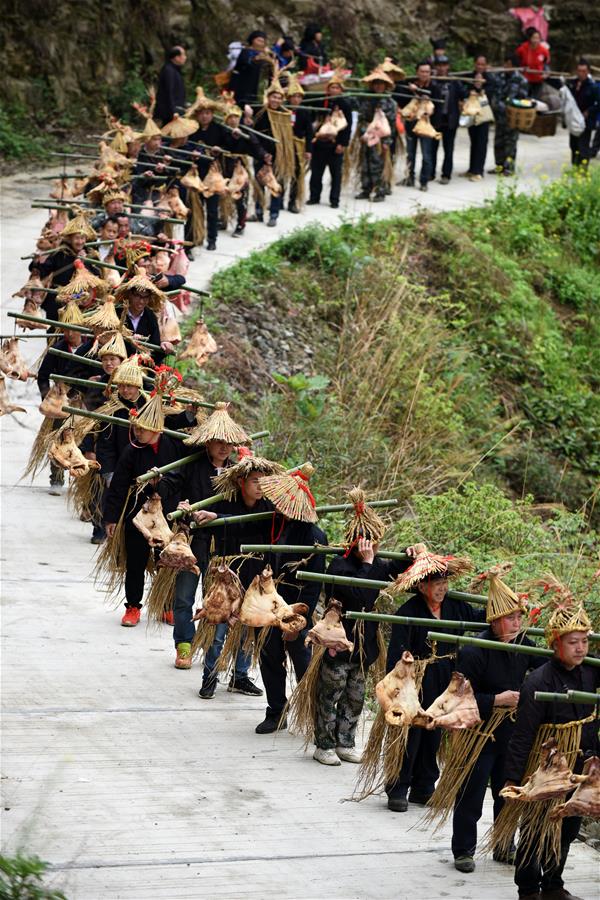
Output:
[183, 166, 600, 625]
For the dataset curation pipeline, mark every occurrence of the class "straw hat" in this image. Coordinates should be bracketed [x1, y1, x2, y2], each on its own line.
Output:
[470, 562, 526, 623]
[391, 549, 472, 593]
[129, 366, 182, 432]
[265, 78, 286, 98]
[111, 354, 145, 389]
[183, 401, 249, 447]
[61, 212, 97, 241]
[124, 241, 152, 270]
[362, 66, 394, 87]
[211, 447, 284, 500]
[141, 117, 162, 138]
[185, 86, 222, 117]
[161, 114, 198, 139]
[344, 486, 386, 547]
[380, 57, 406, 81]
[98, 331, 127, 360]
[114, 268, 166, 313]
[286, 76, 305, 97]
[58, 300, 85, 327]
[84, 296, 121, 331]
[258, 462, 318, 523]
[56, 260, 107, 304]
[531, 574, 592, 645]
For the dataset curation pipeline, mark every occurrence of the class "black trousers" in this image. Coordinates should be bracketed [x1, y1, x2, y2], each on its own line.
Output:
[468, 122, 490, 176]
[309, 142, 343, 205]
[451, 748, 506, 858]
[431, 128, 458, 179]
[124, 525, 151, 608]
[386, 726, 441, 800]
[569, 126, 592, 165]
[515, 815, 581, 896]
[204, 194, 219, 243]
[259, 628, 311, 717]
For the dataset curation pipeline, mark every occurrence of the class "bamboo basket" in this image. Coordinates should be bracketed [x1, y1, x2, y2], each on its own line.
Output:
[506, 105, 537, 132]
[528, 112, 559, 138]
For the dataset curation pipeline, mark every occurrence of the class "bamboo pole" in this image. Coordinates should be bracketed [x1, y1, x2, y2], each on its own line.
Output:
[0, 334, 58, 340]
[33, 197, 180, 214]
[214, 117, 280, 144]
[49, 347, 102, 368]
[31, 202, 180, 221]
[51, 373, 217, 409]
[294, 570, 487, 605]
[535, 691, 600, 705]
[427, 632, 600, 667]
[38, 172, 91, 180]
[135, 429, 270, 484]
[8, 310, 92, 335]
[167, 493, 227, 520]
[191, 500, 398, 531]
[78, 257, 210, 296]
[240, 542, 410, 560]
[61, 405, 189, 441]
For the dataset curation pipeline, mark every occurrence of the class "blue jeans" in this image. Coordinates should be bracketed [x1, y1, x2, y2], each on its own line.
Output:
[173, 570, 200, 646]
[204, 622, 250, 681]
[405, 127, 434, 186]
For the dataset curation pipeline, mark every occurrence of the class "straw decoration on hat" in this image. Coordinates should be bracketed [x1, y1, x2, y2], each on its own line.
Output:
[380, 57, 406, 81]
[183, 401, 249, 447]
[528, 574, 592, 645]
[132, 88, 162, 138]
[56, 260, 107, 305]
[390, 549, 472, 594]
[58, 300, 85, 327]
[98, 331, 127, 360]
[84, 295, 121, 331]
[285, 75, 305, 97]
[265, 77, 286, 99]
[211, 447, 284, 501]
[185, 86, 223, 117]
[160, 114, 198, 139]
[344, 486, 387, 548]
[110, 354, 146, 389]
[362, 66, 395, 87]
[470, 562, 526, 623]
[114, 268, 166, 313]
[61, 210, 97, 241]
[258, 462, 318, 523]
[129, 365, 182, 433]
[124, 241, 152, 270]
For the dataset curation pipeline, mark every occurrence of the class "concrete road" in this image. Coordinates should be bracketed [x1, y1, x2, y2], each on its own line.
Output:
[1, 128, 598, 899]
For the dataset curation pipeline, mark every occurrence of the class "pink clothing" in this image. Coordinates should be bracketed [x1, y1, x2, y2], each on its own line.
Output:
[509, 6, 549, 42]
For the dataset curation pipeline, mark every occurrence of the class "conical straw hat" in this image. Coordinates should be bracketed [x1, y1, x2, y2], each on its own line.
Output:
[98, 331, 127, 359]
[58, 300, 85, 327]
[161, 114, 198, 138]
[84, 296, 121, 330]
[111, 354, 145, 388]
[391, 550, 472, 594]
[470, 562, 526, 623]
[183, 401, 249, 446]
[258, 462, 318, 523]
[344, 486, 386, 546]
[61, 212, 97, 241]
[211, 447, 284, 500]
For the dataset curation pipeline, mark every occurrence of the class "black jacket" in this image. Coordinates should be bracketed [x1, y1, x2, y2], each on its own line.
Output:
[132, 148, 170, 205]
[155, 61, 186, 125]
[211, 495, 275, 590]
[290, 106, 312, 150]
[31, 250, 101, 289]
[231, 48, 266, 105]
[37, 337, 80, 398]
[432, 80, 467, 130]
[266, 519, 328, 617]
[457, 627, 544, 749]
[568, 76, 599, 118]
[323, 553, 411, 666]
[299, 39, 328, 67]
[386, 592, 486, 705]
[95, 397, 145, 475]
[123, 308, 163, 362]
[103, 434, 182, 524]
[504, 657, 600, 783]
[311, 96, 353, 148]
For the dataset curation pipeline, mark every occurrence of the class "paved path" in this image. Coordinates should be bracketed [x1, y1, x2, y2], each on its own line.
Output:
[1, 129, 598, 899]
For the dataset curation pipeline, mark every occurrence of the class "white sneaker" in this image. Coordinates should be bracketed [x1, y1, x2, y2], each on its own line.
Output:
[313, 747, 341, 766]
[336, 746, 363, 763]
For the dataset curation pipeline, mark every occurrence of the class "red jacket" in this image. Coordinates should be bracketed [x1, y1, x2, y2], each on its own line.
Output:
[516, 41, 550, 83]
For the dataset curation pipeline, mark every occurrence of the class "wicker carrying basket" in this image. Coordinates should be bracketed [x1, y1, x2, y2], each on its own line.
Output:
[528, 113, 558, 138]
[506, 105, 537, 131]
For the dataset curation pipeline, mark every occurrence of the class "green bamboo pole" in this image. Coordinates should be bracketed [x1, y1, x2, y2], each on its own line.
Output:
[213, 118, 279, 144]
[167, 493, 227, 520]
[79, 257, 210, 296]
[135, 429, 270, 484]
[0, 334, 59, 340]
[7, 310, 92, 335]
[49, 347, 102, 368]
[51, 373, 217, 409]
[191, 500, 399, 531]
[34, 197, 181, 214]
[240, 542, 409, 561]
[427, 632, 600, 667]
[534, 691, 600, 705]
[61, 405, 188, 441]
[294, 570, 488, 606]
[38, 173, 91, 179]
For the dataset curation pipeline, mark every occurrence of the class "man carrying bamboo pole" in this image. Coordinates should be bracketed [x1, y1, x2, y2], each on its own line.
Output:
[500, 581, 598, 900]
[385, 549, 483, 812]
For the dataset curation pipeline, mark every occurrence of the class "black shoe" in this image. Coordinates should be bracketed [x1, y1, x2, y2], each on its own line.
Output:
[454, 857, 475, 873]
[232, 225, 245, 237]
[384, 186, 392, 195]
[255, 714, 286, 734]
[439, 176, 450, 185]
[419, 184, 428, 192]
[400, 177, 414, 187]
[354, 191, 371, 200]
[330, 202, 339, 208]
[372, 194, 385, 203]
[288, 203, 299, 214]
[217, 219, 227, 231]
[306, 198, 319, 205]
[387, 797, 408, 812]
[228, 676, 263, 696]
[408, 792, 432, 805]
[90, 533, 105, 545]
[199, 679, 217, 699]
[206, 241, 216, 251]
[266, 216, 277, 227]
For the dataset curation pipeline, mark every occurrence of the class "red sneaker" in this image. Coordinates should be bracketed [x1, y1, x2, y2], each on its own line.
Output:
[162, 610, 174, 626]
[121, 606, 141, 627]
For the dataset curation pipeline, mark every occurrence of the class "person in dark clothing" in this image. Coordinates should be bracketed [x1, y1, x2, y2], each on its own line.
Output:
[103, 401, 183, 627]
[132, 130, 170, 206]
[490, 56, 529, 175]
[385, 556, 486, 811]
[400, 63, 441, 191]
[230, 31, 269, 106]
[356, 69, 397, 200]
[463, 56, 497, 180]
[447, 573, 544, 873]
[155, 46, 187, 125]
[30, 217, 101, 320]
[308, 76, 352, 208]
[299, 23, 328, 71]
[36, 329, 82, 398]
[567, 59, 599, 165]
[504, 601, 598, 900]
[220, 105, 265, 236]
[431, 57, 467, 183]
[251, 84, 295, 226]
[114, 275, 169, 363]
[312, 535, 422, 766]
[286, 78, 312, 212]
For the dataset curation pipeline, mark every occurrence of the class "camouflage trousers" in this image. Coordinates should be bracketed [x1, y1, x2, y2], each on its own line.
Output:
[360, 145, 388, 195]
[494, 116, 519, 171]
[314, 659, 366, 750]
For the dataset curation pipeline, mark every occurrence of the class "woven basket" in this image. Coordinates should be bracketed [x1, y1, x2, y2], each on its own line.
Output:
[529, 113, 558, 138]
[506, 105, 537, 132]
